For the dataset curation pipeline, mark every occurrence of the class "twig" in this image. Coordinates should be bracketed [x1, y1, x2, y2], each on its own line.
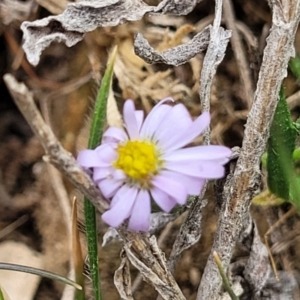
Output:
[223, 0, 254, 108]
[197, 1, 300, 299]
[0, 215, 29, 239]
[3, 73, 109, 214]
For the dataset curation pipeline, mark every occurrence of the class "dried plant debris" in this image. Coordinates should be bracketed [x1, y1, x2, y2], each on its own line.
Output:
[114, 250, 134, 300]
[155, 0, 202, 15]
[168, 199, 208, 273]
[134, 27, 211, 66]
[21, 0, 201, 66]
[262, 271, 299, 300]
[243, 224, 271, 296]
[124, 235, 186, 300]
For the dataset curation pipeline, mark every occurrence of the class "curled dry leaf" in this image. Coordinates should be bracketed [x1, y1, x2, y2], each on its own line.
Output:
[134, 26, 211, 66]
[114, 250, 134, 300]
[21, 0, 201, 66]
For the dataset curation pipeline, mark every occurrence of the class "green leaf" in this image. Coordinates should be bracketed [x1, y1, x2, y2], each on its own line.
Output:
[267, 87, 296, 200]
[84, 46, 117, 300]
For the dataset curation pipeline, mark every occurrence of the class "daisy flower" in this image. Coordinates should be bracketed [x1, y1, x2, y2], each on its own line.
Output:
[77, 98, 231, 232]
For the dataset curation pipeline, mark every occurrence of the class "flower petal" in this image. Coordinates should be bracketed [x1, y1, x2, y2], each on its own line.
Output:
[95, 143, 118, 164]
[102, 186, 138, 228]
[160, 170, 205, 195]
[123, 100, 139, 139]
[196, 162, 225, 179]
[128, 190, 151, 232]
[153, 104, 193, 149]
[152, 175, 188, 205]
[103, 127, 128, 143]
[110, 184, 137, 207]
[165, 161, 200, 176]
[77, 149, 104, 169]
[98, 177, 123, 198]
[164, 145, 232, 162]
[165, 161, 225, 179]
[135, 110, 144, 133]
[150, 187, 177, 212]
[165, 112, 210, 151]
[140, 98, 174, 139]
[93, 167, 112, 182]
[112, 169, 126, 180]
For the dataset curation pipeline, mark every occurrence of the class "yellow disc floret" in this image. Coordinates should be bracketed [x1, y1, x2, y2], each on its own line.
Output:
[113, 140, 161, 184]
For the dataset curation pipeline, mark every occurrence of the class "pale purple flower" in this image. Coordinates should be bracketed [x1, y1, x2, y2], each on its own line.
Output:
[77, 98, 231, 232]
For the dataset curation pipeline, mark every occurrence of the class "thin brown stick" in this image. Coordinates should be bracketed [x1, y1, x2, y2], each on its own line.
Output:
[197, 1, 300, 298]
[3, 74, 109, 214]
[223, 0, 254, 108]
[264, 206, 298, 281]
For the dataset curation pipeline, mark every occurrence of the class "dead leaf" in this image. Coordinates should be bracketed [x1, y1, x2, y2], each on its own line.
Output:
[114, 250, 134, 300]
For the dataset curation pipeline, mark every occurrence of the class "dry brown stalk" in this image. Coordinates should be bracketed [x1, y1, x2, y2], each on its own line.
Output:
[197, 1, 300, 299]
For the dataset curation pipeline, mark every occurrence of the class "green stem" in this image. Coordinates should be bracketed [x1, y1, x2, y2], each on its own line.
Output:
[213, 252, 239, 300]
[84, 46, 117, 300]
[0, 263, 81, 290]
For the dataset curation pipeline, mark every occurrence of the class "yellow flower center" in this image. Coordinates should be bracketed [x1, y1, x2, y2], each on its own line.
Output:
[113, 140, 161, 183]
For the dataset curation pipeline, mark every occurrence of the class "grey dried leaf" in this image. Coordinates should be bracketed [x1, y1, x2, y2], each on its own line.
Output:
[134, 26, 211, 66]
[114, 250, 134, 300]
[154, 0, 202, 15]
[123, 235, 186, 300]
[243, 224, 271, 295]
[149, 212, 177, 232]
[21, 0, 154, 65]
[102, 227, 122, 247]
